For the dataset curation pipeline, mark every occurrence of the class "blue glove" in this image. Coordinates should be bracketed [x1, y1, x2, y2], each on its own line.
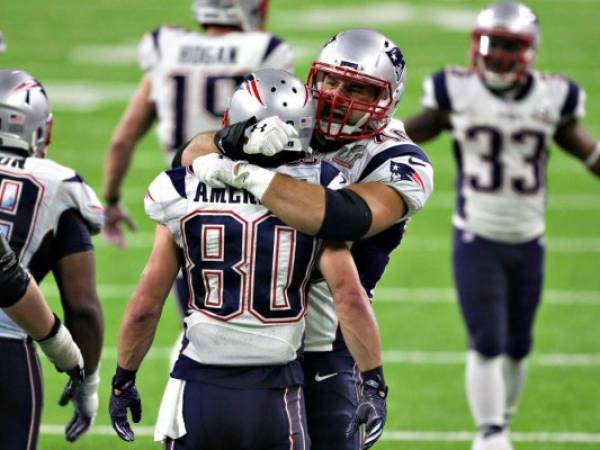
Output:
[346, 366, 388, 450]
[109, 367, 142, 442]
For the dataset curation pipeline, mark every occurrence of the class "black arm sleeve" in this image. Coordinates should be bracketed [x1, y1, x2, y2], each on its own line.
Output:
[0, 235, 31, 307]
[317, 189, 373, 241]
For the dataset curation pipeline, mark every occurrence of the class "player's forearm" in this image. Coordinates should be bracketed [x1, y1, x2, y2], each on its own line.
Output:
[4, 280, 55, 340]
[117, 296, 163, 371]
[103, 75, 156, 201]
[103, 142, 136, 201]
[180, 131, 220, 166]
[335, 294, 383, 371]
[63, 299, 103, 373]
[403, 108, 449, 143]
[261, 174, 326, 235]
[117, 225, 179, 370]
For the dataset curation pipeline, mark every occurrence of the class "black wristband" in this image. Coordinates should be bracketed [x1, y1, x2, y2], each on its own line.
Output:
[361, 366, 386, 387]
[105, 196, 120, 207]
[0, 235, 32, 307]
[37, 313, 62, 342]
[113, 365, 137, 389]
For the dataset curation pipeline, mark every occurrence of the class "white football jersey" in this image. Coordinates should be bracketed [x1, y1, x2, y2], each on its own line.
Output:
[145, 159, 324, 366]
[422, 67, 585, 243]
[139, 25, 294, 160]
[304, 119, 435, 352]
[0, 151, 103, 339]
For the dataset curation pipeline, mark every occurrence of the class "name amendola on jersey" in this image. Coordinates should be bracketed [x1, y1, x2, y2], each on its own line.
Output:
[422, 66, 585, 243]
[144, 160, 326, 367]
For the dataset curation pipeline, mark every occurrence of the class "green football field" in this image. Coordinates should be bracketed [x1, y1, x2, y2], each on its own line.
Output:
[2, 0, 599, 449]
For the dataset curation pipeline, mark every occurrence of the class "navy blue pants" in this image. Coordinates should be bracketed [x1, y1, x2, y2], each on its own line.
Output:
[453, 228, 544, 359]
[166, 380, 309, 450]
[0, 338, 43, 450]
[304, 349, 360, 450]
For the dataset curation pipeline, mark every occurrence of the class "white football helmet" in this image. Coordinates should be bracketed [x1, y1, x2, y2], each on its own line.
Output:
[307, 28, 406, 141]
[471, 1, 539, 90]
[226, 69, 315, 152]
[193, 0, 268, 31]
[0, 69, 52, 157]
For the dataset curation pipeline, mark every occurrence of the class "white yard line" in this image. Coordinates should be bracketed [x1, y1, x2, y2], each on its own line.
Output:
[93, 346, 600, 367]
[372, 287, 600, 305]
[40, 284, 600, 306]
[90, 231, 600, 253]
[270, 3, 477, 31]
[38, 425, 600, 443]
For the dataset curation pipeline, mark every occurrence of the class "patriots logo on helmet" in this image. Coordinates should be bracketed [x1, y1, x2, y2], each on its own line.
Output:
[389, 160, 424, 189]
[323, 34, 338, 48]
[386, 47, 405, 82]
[386, 47, 405, 70]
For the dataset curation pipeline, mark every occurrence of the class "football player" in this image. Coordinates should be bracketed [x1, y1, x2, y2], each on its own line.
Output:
[0, 69, 104, 446]
[178, 29, 434, 450]
[109, 69, 387, 450]
[402, 2, 600, 449]
[1, 234, 84, 388]
[102, 0, 294, 246]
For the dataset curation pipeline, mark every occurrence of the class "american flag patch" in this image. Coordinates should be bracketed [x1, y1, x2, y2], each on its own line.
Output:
[9, 113, 25, 125]
[299, 117, 312, 128]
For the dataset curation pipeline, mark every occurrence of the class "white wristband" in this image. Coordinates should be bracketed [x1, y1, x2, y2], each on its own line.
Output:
[232, 163, 276, 201]
[38, 324, 84, 372]
[584, 142, 600, 168]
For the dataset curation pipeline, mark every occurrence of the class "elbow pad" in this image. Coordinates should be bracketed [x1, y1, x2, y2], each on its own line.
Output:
[317, 189, 372, 241]
[0, 235, 31, 308]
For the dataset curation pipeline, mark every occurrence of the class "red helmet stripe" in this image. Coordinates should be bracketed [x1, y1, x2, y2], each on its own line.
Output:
[249, 80, 264, 105]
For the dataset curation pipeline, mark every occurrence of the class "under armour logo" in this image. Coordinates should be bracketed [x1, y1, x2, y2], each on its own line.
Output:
[251, 123, 268, 133]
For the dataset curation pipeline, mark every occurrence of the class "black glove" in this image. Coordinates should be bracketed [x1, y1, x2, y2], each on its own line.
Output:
[58, 365, 85, 406]
[109, 367, 142, 442]
[346, 366, 388, 450]
[214, 116, 305, 167]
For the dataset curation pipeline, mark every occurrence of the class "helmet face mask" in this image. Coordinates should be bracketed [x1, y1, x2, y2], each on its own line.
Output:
[308, 62, 392, 140]
[471, 2, 539, 90]
[307, 29, 406, 141]
[226, 69, 316, 152]
[0, 69, 52, 158]
[193, 0, 268, 31]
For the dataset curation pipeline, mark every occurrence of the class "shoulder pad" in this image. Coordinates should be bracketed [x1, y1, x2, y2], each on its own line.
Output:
[258, 32, 294, 72]
[57, 173, 104, 235]
[137, 26, 191, 71]
[358, 143, 434, 218]
[421, 66, 476, 112]
[144, 168, 188, 225]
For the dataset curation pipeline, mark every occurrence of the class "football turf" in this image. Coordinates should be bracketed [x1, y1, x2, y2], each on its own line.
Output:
[2, 1, 599, 449]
